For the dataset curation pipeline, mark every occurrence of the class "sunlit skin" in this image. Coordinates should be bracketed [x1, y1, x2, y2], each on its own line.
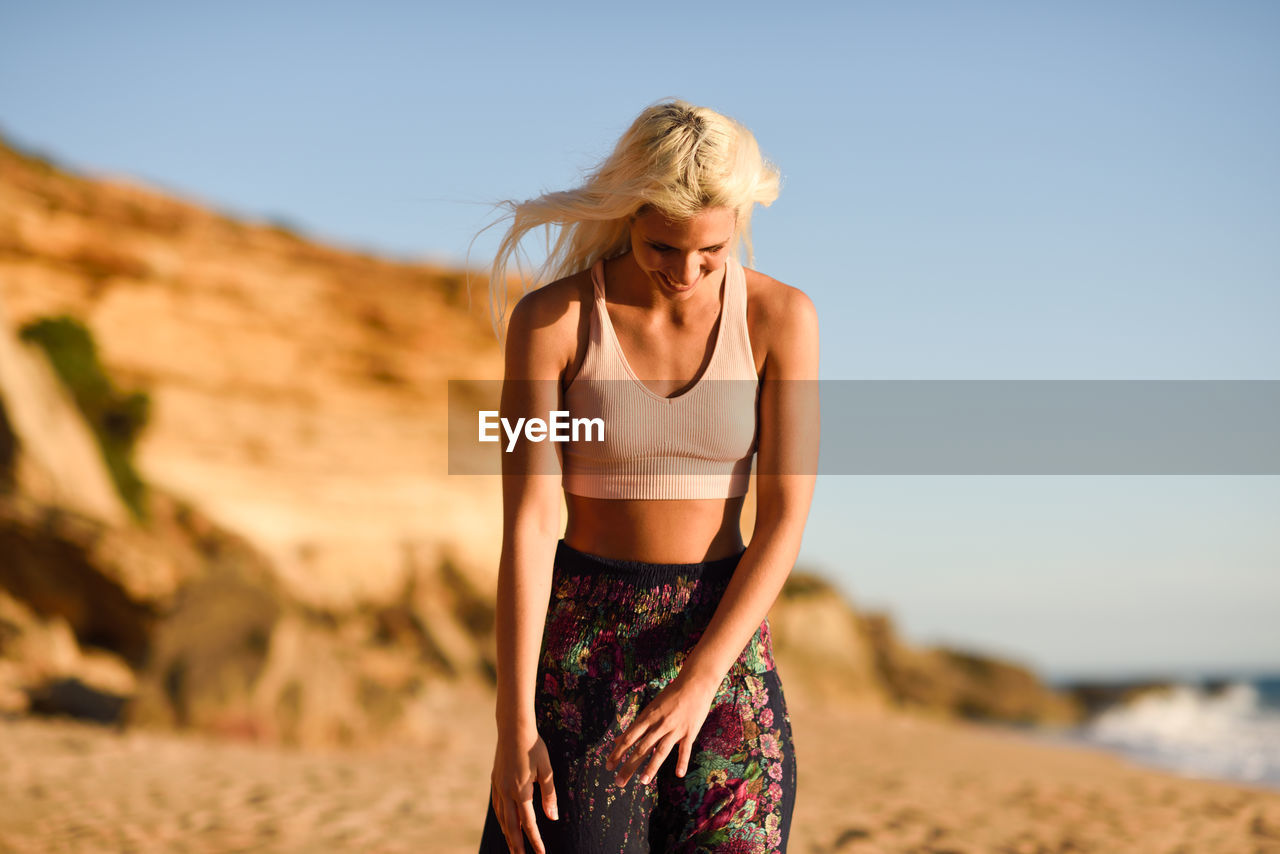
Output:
[491, 204, 818, 854]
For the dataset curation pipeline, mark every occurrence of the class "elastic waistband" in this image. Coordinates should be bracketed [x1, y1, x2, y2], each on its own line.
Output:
[554, 540, 744, 584]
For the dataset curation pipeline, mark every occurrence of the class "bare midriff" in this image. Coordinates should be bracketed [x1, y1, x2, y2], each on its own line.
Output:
[564, 493, 747, 564]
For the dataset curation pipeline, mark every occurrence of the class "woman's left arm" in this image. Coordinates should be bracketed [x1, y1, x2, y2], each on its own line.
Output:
[606, 285, 820, 786]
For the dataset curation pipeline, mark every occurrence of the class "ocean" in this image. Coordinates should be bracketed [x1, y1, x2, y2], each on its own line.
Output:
[1043, 674, 1280, 790]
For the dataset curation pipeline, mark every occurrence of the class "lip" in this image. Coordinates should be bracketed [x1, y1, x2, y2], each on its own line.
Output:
[658, 272, 697, 292]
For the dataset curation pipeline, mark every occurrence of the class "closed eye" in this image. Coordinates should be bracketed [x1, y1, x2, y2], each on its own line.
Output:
[647, 242, 727, 253]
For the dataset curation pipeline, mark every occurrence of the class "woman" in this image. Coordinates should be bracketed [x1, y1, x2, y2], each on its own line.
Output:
[478, 99, 819, 853]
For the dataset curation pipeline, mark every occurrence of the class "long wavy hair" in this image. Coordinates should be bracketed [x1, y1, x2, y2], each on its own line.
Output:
[479, 99, 781, 344]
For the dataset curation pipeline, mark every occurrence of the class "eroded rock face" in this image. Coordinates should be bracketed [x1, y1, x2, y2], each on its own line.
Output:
[0, 135, 506, 742]
[125, 532, 495, 747]
[767, 575, 1081, 726]
[0, 301, 166, 714]
[0, 454, 496, 745]
[0, 585, 134, 716]
[0, 135, 506, 618]
[767, 572, 891, 712]
[862, 612, 1082, 726]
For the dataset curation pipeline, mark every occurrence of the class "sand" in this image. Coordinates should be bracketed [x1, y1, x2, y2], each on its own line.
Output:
[2, 684, 1279, 854]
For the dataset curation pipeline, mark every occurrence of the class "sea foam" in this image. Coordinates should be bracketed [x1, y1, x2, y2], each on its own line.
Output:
[1080, 680, 1280, 787]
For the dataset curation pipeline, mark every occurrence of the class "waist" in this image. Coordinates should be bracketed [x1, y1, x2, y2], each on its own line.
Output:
[563, 493, 747, 563]
[553, 539, 745, 581]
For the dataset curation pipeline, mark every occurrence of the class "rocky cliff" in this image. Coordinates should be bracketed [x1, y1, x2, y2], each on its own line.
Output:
[0, 134, 1081, 744]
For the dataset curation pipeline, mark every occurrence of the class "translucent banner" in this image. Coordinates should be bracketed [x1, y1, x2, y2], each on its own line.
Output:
[447, 380, 1280, 475]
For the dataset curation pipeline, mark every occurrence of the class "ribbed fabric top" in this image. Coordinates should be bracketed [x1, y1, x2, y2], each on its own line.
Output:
[562, 255, 759, 499]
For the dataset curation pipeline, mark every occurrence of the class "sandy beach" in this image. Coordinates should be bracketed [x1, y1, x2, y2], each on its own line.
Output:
[3, 683, 1279, 854]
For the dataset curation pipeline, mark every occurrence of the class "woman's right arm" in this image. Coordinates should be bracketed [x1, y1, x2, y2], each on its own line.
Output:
[490, 289, 569, 854]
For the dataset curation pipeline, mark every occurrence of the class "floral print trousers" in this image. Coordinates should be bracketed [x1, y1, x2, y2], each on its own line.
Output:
[479, 540, 797, 853]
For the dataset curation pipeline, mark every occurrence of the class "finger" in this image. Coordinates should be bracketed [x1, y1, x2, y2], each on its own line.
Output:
[490, 784, 508, 841]
[494, 793, 519, 854]
[676, 735, 693, 778]
[507, 800, 529, 854]
[606, 719, 648, 771]
[614, 728, 668, 785]
[637, 732, 681, 784]
[518, 798, 548, 854]
[613, 730, 661, 782]
[537, 760, 558, 821]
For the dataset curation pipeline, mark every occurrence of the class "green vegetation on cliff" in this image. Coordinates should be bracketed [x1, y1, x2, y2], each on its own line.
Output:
[18, 315, 151, 521]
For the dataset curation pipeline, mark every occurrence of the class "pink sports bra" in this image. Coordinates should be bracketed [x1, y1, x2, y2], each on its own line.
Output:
[561, 255, 759, 500]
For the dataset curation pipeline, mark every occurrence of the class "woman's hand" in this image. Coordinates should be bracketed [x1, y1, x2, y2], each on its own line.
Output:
[605, 670, 722, 787]
[490, 724, 558, 854]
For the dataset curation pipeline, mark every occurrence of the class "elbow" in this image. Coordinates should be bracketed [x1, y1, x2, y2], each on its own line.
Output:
[527, 508, 562, 540]
[505, 492, 563, 543]
[753, 510, 809, 542]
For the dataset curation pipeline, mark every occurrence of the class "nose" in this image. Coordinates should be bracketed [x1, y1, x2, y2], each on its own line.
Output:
[672, 254, 701, 286]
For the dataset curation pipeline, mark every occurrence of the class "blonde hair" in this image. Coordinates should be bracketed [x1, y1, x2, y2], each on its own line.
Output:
[479, 99, 781, 343]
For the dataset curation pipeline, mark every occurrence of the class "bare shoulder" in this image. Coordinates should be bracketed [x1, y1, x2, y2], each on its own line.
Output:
[507, 270, 591, 333]
[503, 269, 593, 381]
[743, 267, 816, 323]
[743, 266, 819, 374]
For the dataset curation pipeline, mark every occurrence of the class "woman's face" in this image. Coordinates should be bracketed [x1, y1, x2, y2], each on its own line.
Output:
[628, 205, 736, 297]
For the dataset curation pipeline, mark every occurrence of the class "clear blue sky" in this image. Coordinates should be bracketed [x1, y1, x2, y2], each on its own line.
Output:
[3, 1, 1277, 680]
